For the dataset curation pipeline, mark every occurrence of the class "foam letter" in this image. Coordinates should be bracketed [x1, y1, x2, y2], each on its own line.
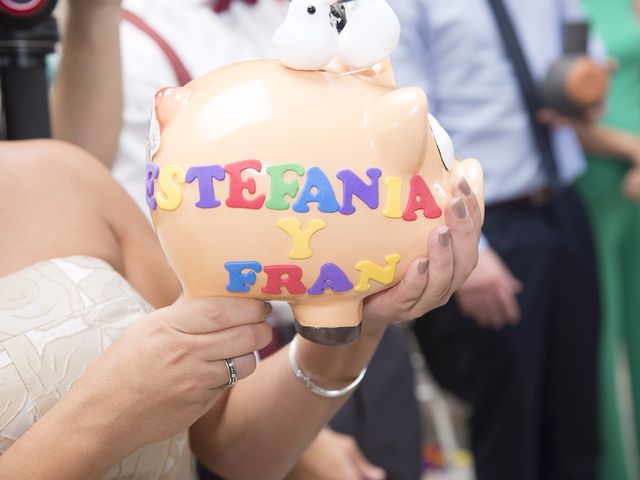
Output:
[292, 167, 340, 213]
[402, 175, 442, 221]
[308, 263, 354, 295]
[156, 164, 186, 211]
[266, 163, 305, 210]
[276, 218, 326, 260]
[225, 261, 262, 293]
[261, 265, 307, 295]
[146, 163, 160, 210]
[354, 254, 401, 292]
[383, 177, 403, 219]
[337, 168, 382, 215]
[186, 165, 226, 208]
[225, 160, 266, 209]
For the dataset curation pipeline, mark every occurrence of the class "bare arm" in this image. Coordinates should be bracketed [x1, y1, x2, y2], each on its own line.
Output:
[51, 1, 122, 167]
[576, 123, 640, 165]
[0, 385, 134, 479]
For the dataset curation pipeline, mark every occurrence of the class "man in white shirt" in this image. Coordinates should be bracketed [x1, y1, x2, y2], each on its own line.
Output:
[388, 0, 601, 479]
[115, 0, 289, 210]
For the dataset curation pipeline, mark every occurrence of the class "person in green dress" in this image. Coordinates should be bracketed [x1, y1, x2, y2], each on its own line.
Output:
[577, 1, 640, 478]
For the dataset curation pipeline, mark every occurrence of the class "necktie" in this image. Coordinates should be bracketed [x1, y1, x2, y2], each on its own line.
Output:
[212, 0, 259, 14]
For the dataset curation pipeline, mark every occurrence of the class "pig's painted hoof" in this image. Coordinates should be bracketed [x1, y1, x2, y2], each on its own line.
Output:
[294, 320, 362, 346]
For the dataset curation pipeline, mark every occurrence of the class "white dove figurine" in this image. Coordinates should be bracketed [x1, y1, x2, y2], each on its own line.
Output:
[337, 0, 400, 70]
[273, 0, 339, 71]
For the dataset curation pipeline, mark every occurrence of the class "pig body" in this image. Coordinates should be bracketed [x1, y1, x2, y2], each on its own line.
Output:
[149, 60, 483, 345]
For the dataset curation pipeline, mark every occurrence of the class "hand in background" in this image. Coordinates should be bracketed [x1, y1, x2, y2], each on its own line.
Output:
[287, 429, 386, 480]
[537, 60, 616, 127]
[455, 248, 523, 329]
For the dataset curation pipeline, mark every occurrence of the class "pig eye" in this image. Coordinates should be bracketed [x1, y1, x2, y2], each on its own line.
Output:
[307, 5, 316, 14]
[429, 114, 454, 171]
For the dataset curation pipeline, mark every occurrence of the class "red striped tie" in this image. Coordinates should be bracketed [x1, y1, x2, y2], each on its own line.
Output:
[212, 0, 259, 13]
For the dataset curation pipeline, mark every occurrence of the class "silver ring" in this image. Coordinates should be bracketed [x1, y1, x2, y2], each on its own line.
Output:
[224, 358, 238, 387]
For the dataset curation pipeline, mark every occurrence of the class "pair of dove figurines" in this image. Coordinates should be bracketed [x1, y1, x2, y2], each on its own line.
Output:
[273, 0, 400, 71]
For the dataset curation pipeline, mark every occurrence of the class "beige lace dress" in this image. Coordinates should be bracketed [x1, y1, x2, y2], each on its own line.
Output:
[0, 256, 192, 479]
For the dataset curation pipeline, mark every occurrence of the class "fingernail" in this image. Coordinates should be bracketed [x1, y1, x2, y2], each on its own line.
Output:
[264, 303, 273, 315]
[453, 198, 467, 219]
[418, 259, 429, 275]
[458, 177, 472, 196]
[439, 228, 451, 247]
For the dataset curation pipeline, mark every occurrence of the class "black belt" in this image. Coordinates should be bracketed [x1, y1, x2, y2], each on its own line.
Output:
[488, 186, 568, 210]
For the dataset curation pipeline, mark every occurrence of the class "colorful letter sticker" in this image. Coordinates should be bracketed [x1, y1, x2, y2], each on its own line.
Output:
[276, 218, 326, 260]
[146, 163, 160, 210]
[292, 167, 340, 214]
[225, 261, 263, 293]
[225, 160, 266, 209]
[261, 265, 307, 295]
[403, 175, 442, 221]
[186, 165, 226, 208]
[308, 263, 354, 295]
[337, 168, 382, 215]
[156, 165, 186, 211]
[354, 254, 401, 292]
[266, 163, 305, 211]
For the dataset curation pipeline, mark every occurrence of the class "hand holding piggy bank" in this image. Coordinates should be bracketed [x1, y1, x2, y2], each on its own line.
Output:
[146, 58, 483, 345]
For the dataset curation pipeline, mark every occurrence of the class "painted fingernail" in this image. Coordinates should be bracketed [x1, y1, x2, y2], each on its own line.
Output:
[439, 228, 451, 247]
[453, 198, 467, 219]
[458, 177, 472, 196]
[418, 259, 429, 275]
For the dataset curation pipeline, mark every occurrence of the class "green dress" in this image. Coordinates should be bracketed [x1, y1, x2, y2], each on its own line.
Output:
[577, 1, 640, 479]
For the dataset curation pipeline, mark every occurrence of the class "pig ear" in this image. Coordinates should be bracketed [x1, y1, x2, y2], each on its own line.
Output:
[154, 86, 191, 130]
[365, 87, 428, 173]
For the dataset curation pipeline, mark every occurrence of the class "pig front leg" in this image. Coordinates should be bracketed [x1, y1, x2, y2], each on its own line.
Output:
[291, 299, 363, 346]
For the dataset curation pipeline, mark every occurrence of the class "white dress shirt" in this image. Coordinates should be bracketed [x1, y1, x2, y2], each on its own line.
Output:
[115, 0, 288, 211]
[388, 0, 593, 205]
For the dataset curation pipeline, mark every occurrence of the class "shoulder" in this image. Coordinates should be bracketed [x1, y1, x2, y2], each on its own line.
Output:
[0, 140, 180, 307]
[0, 140, 142, 244]
[0, 139, 113, 191]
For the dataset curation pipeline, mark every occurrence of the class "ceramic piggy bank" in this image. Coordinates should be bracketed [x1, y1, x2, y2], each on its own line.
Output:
[147, 60, 484, 345]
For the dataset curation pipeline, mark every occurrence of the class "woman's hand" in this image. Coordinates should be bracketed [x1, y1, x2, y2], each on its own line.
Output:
[69, 298, 272, 458]
[363, 177, 482, 331]
[287, 429, 386, 480]
[0, 298, 272, 480]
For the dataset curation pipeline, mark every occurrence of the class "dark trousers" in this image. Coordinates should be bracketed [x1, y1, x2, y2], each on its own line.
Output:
[414, 188, 600, 480]
[330, 325, 422, 480]
[198, 325, 421, 480]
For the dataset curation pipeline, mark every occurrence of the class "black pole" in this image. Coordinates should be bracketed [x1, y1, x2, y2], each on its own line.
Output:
[0, 7, 58, 140]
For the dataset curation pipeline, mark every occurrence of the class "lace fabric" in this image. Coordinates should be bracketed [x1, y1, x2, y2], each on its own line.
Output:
[0, 257, 192, 479]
